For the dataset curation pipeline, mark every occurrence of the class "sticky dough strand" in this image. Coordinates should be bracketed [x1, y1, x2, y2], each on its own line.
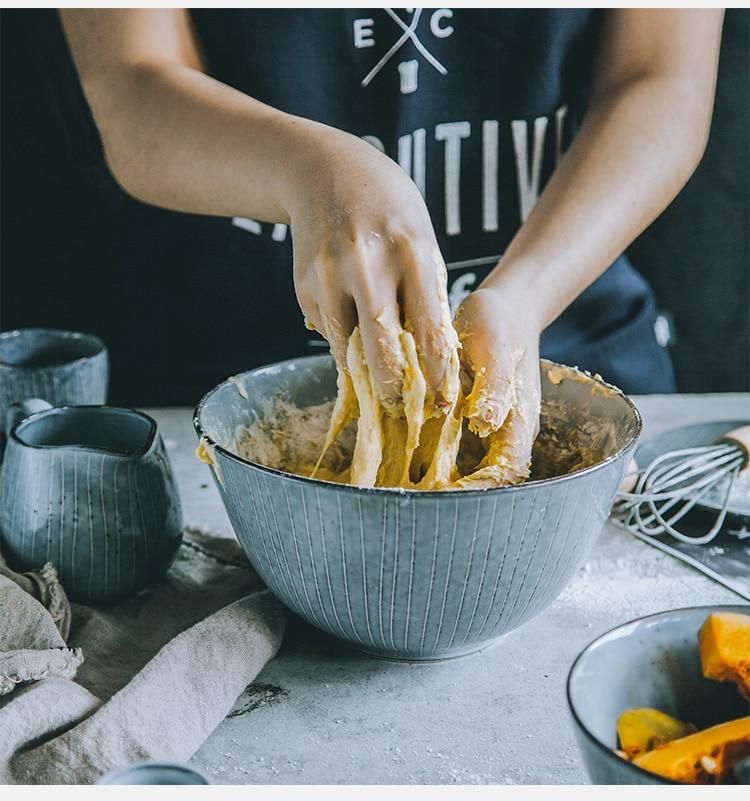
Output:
[314, 322, 530, 490]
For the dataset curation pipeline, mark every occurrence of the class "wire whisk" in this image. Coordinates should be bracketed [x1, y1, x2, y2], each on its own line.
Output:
[615, 426, 750, 546]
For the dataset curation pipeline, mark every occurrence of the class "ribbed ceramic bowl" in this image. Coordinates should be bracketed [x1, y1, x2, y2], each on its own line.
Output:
[567, 605, 750, 784]
[194, 356, 641, 660]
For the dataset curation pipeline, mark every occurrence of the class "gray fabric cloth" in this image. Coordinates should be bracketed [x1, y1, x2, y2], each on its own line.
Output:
[0, 527, 285, 784]
[0, 555, 72, 640]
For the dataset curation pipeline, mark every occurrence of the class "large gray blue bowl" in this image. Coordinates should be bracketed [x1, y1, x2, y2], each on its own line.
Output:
[194, 356, 641, 660]
[567, 605, 750, 784]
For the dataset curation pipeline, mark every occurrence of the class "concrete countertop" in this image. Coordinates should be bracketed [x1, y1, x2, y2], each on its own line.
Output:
[147, 393, 749, 785]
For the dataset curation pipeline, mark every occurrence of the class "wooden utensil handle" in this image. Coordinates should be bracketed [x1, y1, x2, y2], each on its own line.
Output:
[718, 425, 750, 471]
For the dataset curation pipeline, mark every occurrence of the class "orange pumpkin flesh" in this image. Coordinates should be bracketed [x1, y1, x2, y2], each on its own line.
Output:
[699, 612, 750, 700]
[633, 717, 750, 784]
[617, 708, 695, 759]
[613, 612, 750, 783]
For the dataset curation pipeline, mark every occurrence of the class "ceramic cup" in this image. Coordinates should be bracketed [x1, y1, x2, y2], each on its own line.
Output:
[0, 328, 109, 424]
[96, 762, 209, 785]
[0, 400, 183, 602]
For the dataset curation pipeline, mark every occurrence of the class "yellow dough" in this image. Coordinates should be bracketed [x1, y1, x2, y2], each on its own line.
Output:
[312, 321, 532, 490]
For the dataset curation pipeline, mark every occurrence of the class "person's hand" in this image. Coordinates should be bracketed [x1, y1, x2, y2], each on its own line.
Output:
[285, 125, 458, 415]
[454, 287, 542, 482]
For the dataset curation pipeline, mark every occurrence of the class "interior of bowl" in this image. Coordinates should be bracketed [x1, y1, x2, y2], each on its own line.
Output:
[196, 356, 338, 464]
[568, 606, 749, 765]
[196, 356, 641, 486]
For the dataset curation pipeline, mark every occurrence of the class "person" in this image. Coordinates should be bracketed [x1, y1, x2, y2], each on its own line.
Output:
[60, 8, 723, 475]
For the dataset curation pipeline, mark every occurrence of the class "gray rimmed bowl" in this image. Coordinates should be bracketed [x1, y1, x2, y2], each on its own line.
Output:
[194, 355, 641, 661]
[567, 604, 750, 784]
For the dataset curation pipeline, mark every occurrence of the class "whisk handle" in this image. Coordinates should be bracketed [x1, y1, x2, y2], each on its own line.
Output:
[618, 457, 640, 494]
[718, 425, 750, 471]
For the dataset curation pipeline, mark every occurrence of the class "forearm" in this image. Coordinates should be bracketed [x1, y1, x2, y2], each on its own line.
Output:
[482, 11, 723, 329]
[483, 76, 713, 327]
[84, 61, 310, 222]
[62, 11, 337, 224]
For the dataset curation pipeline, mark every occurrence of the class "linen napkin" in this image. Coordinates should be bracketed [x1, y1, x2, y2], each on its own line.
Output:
[0, 526, 284, 784]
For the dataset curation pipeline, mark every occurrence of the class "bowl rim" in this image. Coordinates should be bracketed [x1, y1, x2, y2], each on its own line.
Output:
[96, 761, 209, 785]
[193, 355, 643, 497]
[565, 603, 750, 785]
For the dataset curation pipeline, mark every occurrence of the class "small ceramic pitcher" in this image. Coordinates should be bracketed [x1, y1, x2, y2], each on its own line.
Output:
[0, 400, 183, 602]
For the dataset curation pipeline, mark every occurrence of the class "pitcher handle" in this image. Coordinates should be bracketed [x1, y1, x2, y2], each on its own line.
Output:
[5, 398, 53, 437]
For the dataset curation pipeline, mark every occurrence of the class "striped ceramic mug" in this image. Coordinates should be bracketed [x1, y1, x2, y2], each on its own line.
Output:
[0, 328, 109, 425]
[0, 400, 183, 601]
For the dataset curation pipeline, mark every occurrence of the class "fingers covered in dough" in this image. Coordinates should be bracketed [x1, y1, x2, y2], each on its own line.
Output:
[400, 245, 460, 415]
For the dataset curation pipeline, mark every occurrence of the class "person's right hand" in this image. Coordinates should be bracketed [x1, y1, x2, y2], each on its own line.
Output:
[284, 124, 458, 415]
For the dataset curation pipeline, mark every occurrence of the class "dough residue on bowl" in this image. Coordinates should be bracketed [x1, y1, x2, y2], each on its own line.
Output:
[232, 320, 623, 491]
[231, 390, 617, 490]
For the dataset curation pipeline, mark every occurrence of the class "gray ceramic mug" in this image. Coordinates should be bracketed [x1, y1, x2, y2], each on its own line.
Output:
[0, 328, 109, 424]
[0, 400, 183, 602]
[96, 762, 209, 785]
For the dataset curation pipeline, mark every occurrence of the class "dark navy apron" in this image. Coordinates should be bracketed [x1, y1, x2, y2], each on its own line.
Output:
[56, 8, 676, 401]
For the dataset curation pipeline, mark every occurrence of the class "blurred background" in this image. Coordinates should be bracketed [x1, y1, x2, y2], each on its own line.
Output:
[1, 9, 748, 405]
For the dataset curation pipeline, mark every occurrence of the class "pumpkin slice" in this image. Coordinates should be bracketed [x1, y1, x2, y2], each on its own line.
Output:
[633, 716, 750, 784]
[699, 612, 750, 700]
[617, 708, 695, 758]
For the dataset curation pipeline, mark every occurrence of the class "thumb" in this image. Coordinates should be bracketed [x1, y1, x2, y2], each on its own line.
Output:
[463, 343, 524, 438]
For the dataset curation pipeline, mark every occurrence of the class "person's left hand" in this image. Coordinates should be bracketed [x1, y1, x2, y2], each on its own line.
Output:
[454, 287, 542, 483]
